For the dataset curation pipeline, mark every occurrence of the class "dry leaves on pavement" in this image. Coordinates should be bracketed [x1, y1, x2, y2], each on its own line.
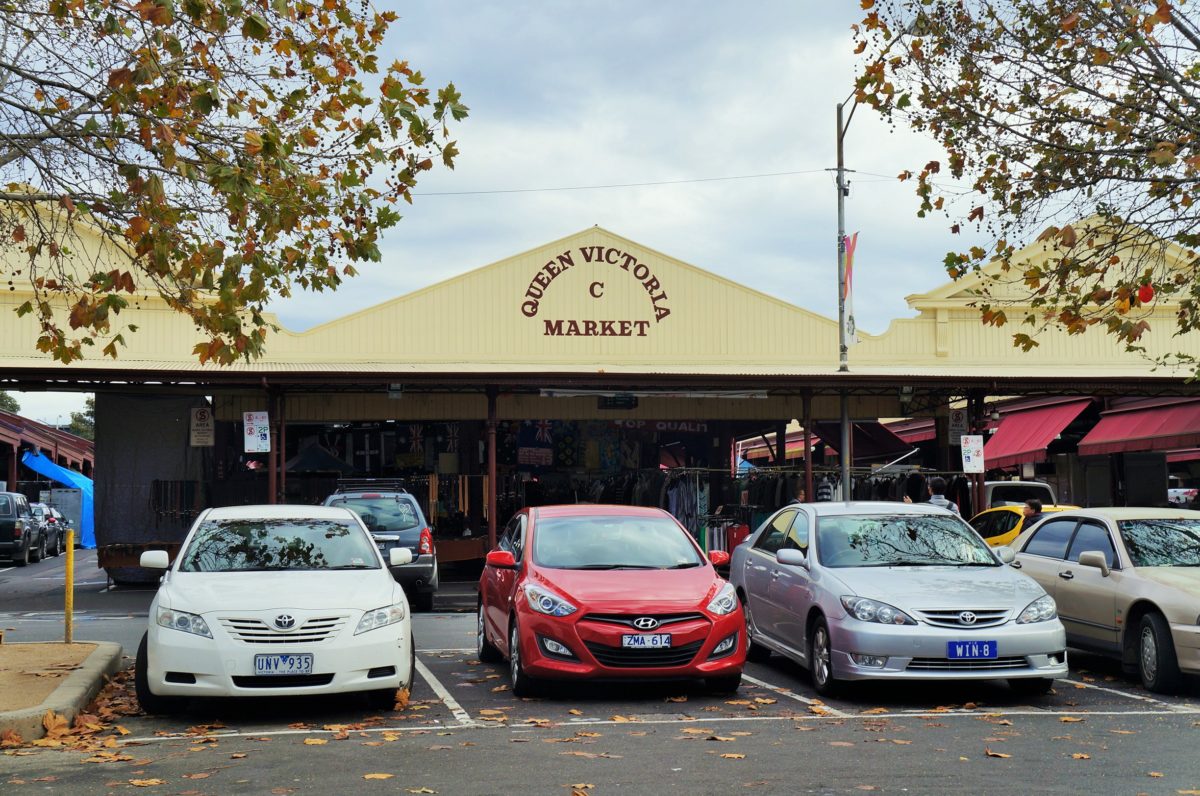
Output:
[720, 753, 746, 759]
[363, 773, 394, 780]
[985, 748, 1011, 759]
[303, 738, 328, 746]
[1071, 753, 1091, 760]
[1059, 717, 1084, 723]
[128, 780, 166, 787]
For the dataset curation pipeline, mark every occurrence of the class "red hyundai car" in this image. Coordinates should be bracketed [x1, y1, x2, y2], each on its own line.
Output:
[477, 505, 745, 696]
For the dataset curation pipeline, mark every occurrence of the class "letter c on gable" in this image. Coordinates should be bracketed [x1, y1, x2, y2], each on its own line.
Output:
[589, 281, 605, 299]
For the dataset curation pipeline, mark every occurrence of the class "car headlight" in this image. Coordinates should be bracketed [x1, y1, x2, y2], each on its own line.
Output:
[157, 607, 212, 638]
[1017, 594, 1057, 624]
[524, 584, 577, 617]
[355, 601, 407, 635]
[840, 596, 917, 626]
[706, 582, 738, 616]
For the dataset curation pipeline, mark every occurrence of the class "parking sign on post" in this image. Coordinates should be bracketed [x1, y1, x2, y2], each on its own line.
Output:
[960, 434, 985, 473]
[243, 411, 271, 453]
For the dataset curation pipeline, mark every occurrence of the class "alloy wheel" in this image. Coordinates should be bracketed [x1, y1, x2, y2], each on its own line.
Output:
[476, 606, 486, 656]
[509, 623, 521, 684]
[813, 626, 831, 686]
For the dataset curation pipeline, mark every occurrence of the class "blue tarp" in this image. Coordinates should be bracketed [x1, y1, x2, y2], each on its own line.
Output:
[20, 451, 95, 549]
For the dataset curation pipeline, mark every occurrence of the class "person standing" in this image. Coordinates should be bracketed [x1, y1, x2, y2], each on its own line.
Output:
[926, 476, 960, 515]
[1022, 499, 1045, 527]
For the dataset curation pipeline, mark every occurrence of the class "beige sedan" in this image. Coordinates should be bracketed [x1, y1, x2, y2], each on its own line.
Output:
[1010, 507, 1200, 693]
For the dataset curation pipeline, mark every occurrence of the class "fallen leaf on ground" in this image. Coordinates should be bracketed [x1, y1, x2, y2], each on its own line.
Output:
[1109, 730, 1137, 735]
[856, 787, 878, 792]
[394, 688, 410, 710]
[720, 753, 746, 759]
[303, 738, 328, 746]
[861, 708, 889, 715]
[829, 741, 855, 747]
[569, 787, 594, 791]
[666, 696, 688, 703]
[985, 748, 1011, 759]
[731, 732, 753, 737]
[754, 698, 776, 705]
[182, 773, 211, 780]
[230, 753, 247, 759]
[682, 728, 712, 735]
[575, 732, 602, 738]
[568, 709, 583, 716]
[1148, 772, 1163, 778]
[0, 729, 23, 748]
[706, 735, 736, 742]
[490, 685, 509, 693]
[405, 789, 437, 794]
[363, 773, 394, 780]
[809, 706, 832, 716]
[725, 700, 752, 706]
[610, 715, 633, 722]
[478, 710, 506, 717]
[1071, 753, 1091, 760]
[129, 780, 166, 787]
[1059, 717, 1084, 723]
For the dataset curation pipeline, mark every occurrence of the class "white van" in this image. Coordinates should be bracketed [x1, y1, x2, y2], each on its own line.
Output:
[984, 480, 1056, 508]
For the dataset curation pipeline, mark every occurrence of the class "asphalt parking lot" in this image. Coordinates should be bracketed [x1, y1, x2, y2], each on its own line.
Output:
[4, 559, 1200, 793]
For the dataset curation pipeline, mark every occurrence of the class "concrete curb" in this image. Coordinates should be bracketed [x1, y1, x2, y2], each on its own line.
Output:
[0, 641, 124, 742]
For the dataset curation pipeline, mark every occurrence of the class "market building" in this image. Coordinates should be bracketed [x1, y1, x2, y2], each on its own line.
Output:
[1, 223, 1197, 576]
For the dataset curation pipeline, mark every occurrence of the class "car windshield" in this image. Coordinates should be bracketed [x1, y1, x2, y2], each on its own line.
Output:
[1118, 519, 1200, 567]
[31, 506, 45, 518]
[533, 515, 703, 570]
[817, 514, 998, 568]
[326, 496, 420, 533]
[990, 484, 1053, 507]
[178, 518, 380, 572]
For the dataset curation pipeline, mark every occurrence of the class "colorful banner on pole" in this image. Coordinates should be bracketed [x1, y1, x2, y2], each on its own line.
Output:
[843, 231, 859, 345]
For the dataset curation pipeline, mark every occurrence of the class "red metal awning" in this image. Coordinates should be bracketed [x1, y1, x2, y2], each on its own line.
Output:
[983, 399, 1092, 469]
[885, 418, 936, 444]
[1078, 399, 1200, 457]
[1167, 448, 1200, 464]
[810, 421, 913, 463]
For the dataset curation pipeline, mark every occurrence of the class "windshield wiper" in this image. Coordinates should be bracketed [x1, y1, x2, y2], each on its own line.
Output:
[570, 564, 658, 570]
[666, 562, 702, 569]
[956, 561, 1000, 566]
[866, 560, 939, 567]
[327, 564, 376, 569]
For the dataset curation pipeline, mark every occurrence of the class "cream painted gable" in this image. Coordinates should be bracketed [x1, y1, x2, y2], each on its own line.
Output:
[267, 227, 841, 367]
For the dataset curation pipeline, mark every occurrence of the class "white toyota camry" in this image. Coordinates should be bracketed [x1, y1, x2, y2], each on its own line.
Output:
[135, 504, 415, 714]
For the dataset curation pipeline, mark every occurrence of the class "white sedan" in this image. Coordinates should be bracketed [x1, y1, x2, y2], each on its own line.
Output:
[135, 504, 415, 714]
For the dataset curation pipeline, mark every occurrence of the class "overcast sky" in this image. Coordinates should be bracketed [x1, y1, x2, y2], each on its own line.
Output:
[22, 1, 964, 424]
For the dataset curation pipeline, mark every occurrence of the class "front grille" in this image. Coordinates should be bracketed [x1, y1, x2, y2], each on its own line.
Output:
[915, 609, 1010, 629]
[907, 656, 1028, 671]
[584, 640, 703, 668]
[219, 616, 346, 644]
[231, 674, 334, 688]
[582, 613, 705, 629]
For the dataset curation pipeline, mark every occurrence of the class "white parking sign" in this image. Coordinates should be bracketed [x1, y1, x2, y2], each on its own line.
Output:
[243, 411, 271, 453]
[960, 434, 985, 473]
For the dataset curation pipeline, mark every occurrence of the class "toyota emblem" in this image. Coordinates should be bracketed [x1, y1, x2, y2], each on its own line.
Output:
[274, 614, 296, 630]
[958, 611, 977, 626]
[632, 617, 660, 631]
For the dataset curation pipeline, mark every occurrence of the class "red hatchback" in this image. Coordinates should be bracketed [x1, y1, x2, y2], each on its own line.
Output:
[477, 505, 745, 696]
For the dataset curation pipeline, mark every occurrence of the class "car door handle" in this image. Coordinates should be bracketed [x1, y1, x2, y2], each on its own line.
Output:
[770, 570, 782, 579]
[1059, 571, 1074, 580]
[1009, 561, 1022, 569]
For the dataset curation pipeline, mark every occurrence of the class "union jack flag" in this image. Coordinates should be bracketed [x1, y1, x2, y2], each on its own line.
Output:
[535, 420, 553, 444]
[445, 423, 459, 453]
[409, 424, 424, 454]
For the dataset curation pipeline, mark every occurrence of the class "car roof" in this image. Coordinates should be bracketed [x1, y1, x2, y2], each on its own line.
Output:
[977, 504, 1076, 515]
[799, 501, 958, 517]
[328, 492, 413, 499]
[1047, 507, 1200, 521]
[203, 504, 359, 521]
[531, 504, 672, 519]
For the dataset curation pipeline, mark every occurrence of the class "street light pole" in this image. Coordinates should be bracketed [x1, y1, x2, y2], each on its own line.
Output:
[836, 102, 852, 498]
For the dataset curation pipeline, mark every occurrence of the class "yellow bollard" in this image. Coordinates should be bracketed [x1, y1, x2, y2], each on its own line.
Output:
[64, 529, 74, 644]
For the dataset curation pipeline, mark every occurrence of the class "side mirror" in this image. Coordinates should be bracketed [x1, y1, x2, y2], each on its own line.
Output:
[996, 547, 1016, 564]
[140, 550, 170, 570]
[708, 550, 730, 567]
[1076, 551, 1110, 576]
[389, 547, 414, 567]
[485, 549, 517, 569]
[776, 548, 807, 567]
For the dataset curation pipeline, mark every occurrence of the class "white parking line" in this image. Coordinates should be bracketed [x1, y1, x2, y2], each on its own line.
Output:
[1061, 677, 1192, 711]
[415, 657, 477, 727]
[417, 647, 475, 654]
[741, 672, 851, 717]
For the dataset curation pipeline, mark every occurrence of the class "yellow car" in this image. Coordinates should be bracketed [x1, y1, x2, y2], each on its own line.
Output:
[969, 504, 1079, 548]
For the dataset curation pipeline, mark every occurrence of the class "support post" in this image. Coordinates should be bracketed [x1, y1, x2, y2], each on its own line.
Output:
[64, 529, 74, 644]
[267, 391, 279, 505]
[279, 393, 287, 503]
[486, 387, 498, 550]
[836, 102, 852, 499]
[803, 393, 814, 503]
[840, 392, 852, 501]
[775, 421, 788, 466]
[7, 443, 16, 490]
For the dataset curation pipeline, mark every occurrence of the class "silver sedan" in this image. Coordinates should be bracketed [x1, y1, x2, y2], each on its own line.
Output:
[730, 502, 1068, 697]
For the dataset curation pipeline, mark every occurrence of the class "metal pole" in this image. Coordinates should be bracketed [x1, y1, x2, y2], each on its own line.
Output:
[836, 102, 852, 497]
[64, 529, 74, 644]
[486, 387, 498, 550]
[802, 393, 813, 503]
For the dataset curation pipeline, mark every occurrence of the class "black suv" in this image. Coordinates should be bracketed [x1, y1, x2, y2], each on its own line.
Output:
[323, 483, 438, 611]
[0, 491, 42, 565]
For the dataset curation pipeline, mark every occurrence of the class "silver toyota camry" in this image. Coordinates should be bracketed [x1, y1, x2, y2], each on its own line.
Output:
[730, 502, 1068, 697]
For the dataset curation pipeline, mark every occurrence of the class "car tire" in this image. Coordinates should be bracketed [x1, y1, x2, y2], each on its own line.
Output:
[49, 531, 61, 557]
[412, 590, 435, 613]
[12, 541, 29, 567]
[706, 673, 742, 694]
[477, 603, 503, 663]
[135, 634, 187, 715]
[1137, 612, 1183, 694]
[808, 617, 841, 698]
[508, 618, 540, 698]
[30, 534, 45, 563]
[740, 596, 772, 663]
[1007, 677, 1055, 697]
